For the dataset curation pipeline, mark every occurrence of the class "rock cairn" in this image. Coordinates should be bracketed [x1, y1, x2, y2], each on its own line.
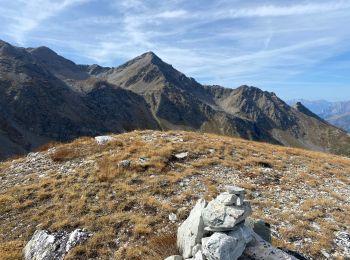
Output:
[172, 186, 297, 260]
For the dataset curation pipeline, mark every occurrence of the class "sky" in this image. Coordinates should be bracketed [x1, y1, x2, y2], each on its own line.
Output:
[0, 0, 350, 101]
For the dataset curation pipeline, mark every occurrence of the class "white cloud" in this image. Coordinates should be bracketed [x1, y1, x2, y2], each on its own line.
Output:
[221, 2, 350, 18]
[1, 0, 349, 99]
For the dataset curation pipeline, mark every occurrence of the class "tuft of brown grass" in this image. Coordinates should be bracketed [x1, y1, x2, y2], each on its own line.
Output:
[144, 232, 178, 260]
[50, 146, 81, 162]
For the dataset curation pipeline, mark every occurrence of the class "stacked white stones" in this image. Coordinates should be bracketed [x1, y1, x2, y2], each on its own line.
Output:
[174, 186, 297, 260]
[176, 186, 253, 260]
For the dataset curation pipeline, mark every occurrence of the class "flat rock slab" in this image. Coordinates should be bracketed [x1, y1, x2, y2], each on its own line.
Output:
[215, 192, 239, 206]
[203, 199, 252, 231]
[226, 186, 245, 195]
[243, 231, 297, 260]
[177, 199, 207, 258]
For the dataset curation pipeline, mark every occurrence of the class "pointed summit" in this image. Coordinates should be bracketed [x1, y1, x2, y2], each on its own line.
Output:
[293, 102, 326, 122]
[103, 51, 200, 94]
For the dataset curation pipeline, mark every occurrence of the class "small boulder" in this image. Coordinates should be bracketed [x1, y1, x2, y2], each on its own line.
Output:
[177, 199, 207, 258]
[24, 229, 90, 260]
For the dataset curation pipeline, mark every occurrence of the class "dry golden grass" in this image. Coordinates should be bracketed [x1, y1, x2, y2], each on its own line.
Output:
[0, 130, 349, 259]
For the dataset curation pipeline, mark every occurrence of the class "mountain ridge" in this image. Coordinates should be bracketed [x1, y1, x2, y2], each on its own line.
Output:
[0, 40, 349, 159]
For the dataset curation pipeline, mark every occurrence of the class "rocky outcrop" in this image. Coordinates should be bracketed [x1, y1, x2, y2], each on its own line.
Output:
[173, 186, 298, 260]
[23, 229, 91, 260]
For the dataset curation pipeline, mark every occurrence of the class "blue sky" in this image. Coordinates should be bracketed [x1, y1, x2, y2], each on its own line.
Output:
[1, 0, 350, 101]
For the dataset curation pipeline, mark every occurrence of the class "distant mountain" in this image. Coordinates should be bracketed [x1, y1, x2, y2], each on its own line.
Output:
[0, 40, 350, 159]
[288, 99, 350, 132]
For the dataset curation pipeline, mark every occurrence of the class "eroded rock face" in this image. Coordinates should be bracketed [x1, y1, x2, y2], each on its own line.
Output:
[177, 199, 207, 258]
[24, 229, 90, 260]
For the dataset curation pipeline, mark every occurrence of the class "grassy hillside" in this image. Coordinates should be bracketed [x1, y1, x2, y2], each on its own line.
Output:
[0, 130, 349, 259]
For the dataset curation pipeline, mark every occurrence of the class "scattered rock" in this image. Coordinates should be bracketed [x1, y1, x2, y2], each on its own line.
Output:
[24, 229, 91, 260]
[169, 213, 177, 222]
[177, 199, 207, 258]
[95, 135, 114, 145]
[119, 160, 131, 168]
[334, 231, 350, 256]
[174, 152, 188, 160]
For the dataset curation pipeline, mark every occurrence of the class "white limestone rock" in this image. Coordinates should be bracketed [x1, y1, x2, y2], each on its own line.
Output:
[95, 135, 114, 145]
[24, 230, 65, 260]
[243, 231, 298, 260]
[24, 229, 90, 260]
[202, 198, 252, 231]
[215, 192, 239, 206]
[65, 229, 90, 252]
[164, 255, 183, 260]
[169, 213, 177, 222]
[194, 250, 205, 260]
[225, 186, 245, 195]
[177, 199, 207, 258]
[202, 232, 241, 260]
[174, 152, 188, 159]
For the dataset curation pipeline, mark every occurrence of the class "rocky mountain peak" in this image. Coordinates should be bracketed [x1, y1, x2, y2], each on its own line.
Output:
[28, 45, 89, 80]
[293, 101, 327, 122]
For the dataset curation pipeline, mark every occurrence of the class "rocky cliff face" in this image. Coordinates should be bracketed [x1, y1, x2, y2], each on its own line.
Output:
[0, 40, 349, 160]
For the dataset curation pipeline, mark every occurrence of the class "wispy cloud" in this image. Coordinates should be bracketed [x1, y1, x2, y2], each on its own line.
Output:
[0, 0, 350, 99]
[1, 0, 89, 44]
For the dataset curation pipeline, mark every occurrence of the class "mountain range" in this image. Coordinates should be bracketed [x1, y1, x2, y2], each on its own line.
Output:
[288, 99, 350, 132]
[0, 39, 350, 159]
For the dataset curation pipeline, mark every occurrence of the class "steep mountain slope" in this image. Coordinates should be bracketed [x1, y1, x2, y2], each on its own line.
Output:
[288, 99, 350, 132]
[0, 40, 349, 160]
[99, 52, 350, 155]
[0, 40, 158, 159]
